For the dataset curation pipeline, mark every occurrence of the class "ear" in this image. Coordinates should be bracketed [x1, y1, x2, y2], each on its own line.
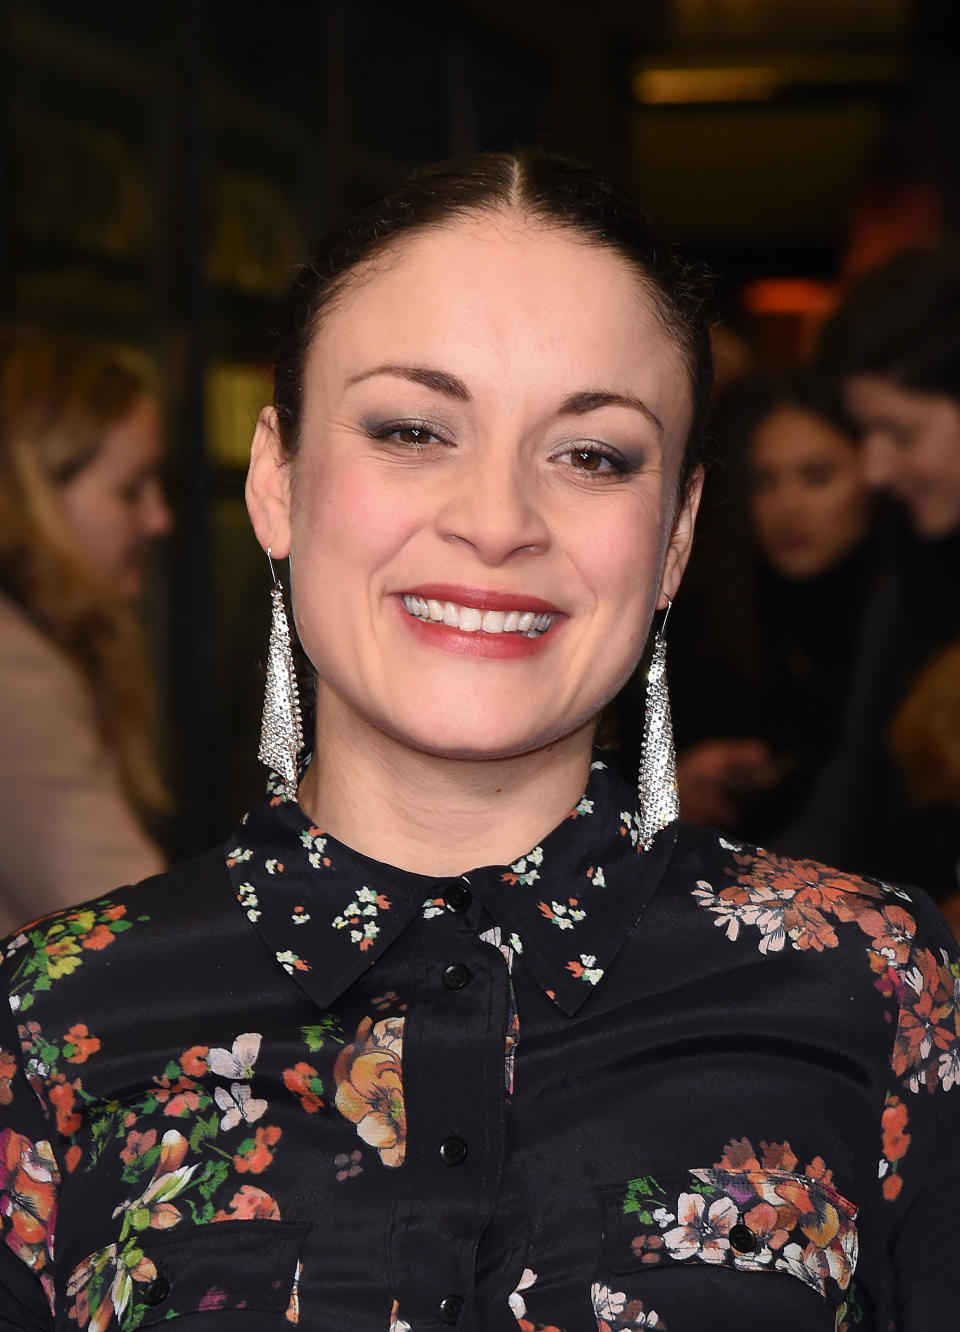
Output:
[245, 407, 292, 560]
[657, 465, 704, 609]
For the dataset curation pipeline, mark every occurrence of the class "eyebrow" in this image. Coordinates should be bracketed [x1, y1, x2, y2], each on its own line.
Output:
[346, 363, 471, 401]
[346, 363, 664, 434]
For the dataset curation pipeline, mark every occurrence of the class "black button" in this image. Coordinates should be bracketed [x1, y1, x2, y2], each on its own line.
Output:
[143, 1276, 171, 1307]
[439, 1135, 468, 1166]
[442, 963, 472, 990]
[439, 1294, 464, 1324]
[729, 1223, 757, 1254]
[444, 883, 471, 913]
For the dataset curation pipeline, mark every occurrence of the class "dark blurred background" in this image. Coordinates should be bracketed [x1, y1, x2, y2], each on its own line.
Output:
[2, 0, 958, 856]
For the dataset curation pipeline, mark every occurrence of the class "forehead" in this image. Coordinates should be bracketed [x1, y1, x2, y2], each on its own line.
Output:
[749, 405, 854, 465]
[304, 214, 692, 444]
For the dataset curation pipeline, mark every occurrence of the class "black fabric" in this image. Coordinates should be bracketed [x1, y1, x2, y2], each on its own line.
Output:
[1, 760, 959, 1331]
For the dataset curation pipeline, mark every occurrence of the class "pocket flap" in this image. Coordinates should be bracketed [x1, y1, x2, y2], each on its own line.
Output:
[601, 1165, 857, 1310]
[65, 1219, 309, 1329]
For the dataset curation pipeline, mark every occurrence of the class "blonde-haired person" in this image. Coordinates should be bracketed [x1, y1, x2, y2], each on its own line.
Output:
[0, 335, 170, 934]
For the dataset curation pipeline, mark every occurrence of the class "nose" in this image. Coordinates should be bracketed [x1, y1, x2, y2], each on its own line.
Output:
[434, 449, 550, 566]
[141, 479, 174, 538]
[860, 432, 899, 491]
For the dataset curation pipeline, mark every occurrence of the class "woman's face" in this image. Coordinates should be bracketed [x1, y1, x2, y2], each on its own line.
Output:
[747, 405, 869, 579]
[248, 214, 699, 761]
[57, 394, 172, 601]
[845, 375, 960, 539]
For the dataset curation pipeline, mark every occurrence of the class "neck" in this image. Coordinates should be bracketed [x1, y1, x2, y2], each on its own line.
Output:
[297, 688, 596, 876]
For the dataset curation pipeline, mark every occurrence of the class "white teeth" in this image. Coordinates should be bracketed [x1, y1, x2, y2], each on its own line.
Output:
[403, 596, 556, 636]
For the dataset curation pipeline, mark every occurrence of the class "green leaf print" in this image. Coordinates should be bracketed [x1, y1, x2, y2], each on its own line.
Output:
[302, 1015, 344, 1051]
[623, 1174, 666, 1216]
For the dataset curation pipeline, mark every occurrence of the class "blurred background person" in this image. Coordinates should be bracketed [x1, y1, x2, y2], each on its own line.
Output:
[0, 335, 171, 934]
[778, 248, 960, 902]
[671, 369, 877, 841]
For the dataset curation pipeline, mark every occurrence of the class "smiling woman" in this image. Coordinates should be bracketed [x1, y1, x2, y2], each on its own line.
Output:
[0, 154, 958, 1332]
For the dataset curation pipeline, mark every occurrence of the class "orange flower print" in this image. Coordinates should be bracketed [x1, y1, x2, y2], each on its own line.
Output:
[0, 1128, 59, 1281]
[283, 1061, 324, 1113]
[334, 1016, 406, 1168]
[81, 924, 115, 951]
[49, 1077, 83, 1137]
[212, 1184, 280, 1221]
[181, 1045, 209, 1077]
[0, 1048, 16, 1105]
[119, 1128, 157, 1167]
[234, 1124, 282, 1174]
[63, 1024, 101, 1064]
[152, 1074, 203, 1118]
[881, 1094, 912, 1200]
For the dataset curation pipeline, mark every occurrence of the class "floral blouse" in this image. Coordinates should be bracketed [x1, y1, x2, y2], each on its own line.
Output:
[0, 758, 958, 1332]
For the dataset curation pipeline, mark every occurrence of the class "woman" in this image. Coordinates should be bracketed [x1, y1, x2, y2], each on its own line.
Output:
[672, 371, 877, 840]
[0, 155, 956, 1332]
[779, 249, 960, 900]
[0, 337, 169, 935]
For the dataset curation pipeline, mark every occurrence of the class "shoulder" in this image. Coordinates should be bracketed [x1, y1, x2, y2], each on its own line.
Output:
[672, 821, 955, 963]
[0, 848, 236, 1018]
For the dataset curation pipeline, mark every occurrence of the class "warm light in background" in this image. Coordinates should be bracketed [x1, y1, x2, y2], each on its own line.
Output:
[634, 66, 780, 105]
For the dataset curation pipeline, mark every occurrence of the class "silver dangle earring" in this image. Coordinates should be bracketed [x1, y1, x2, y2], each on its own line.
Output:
[636, 595, 680, 851]
[258, 548, 304, 797]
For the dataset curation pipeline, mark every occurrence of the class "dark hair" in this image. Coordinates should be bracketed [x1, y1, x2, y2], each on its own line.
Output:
[273, 150, 712, 496]
[716, 366, 856, 471]
[819, 247, 960, 405]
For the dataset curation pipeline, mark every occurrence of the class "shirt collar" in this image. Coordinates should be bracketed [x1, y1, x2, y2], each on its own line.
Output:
[224, 758, 677, 1017]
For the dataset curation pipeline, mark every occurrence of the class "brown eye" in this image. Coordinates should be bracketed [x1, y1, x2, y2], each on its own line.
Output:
[571, 449, 603, 471]
[396, 426, 431, 446]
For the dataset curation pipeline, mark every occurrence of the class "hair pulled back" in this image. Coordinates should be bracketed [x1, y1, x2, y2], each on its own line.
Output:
[819, 247, 960, 405]
[273, 149, 712, 494]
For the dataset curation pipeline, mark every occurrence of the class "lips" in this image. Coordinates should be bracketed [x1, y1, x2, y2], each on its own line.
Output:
[395, 584, 564, 655]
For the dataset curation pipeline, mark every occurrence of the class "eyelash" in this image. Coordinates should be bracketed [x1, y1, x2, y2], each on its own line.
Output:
[368, 420, 447, 449]
[367, 421, 635, 479]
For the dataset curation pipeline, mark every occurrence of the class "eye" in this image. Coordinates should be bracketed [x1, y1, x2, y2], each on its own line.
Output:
[369, 421, 446, 449]
[556, 444, 632, 478]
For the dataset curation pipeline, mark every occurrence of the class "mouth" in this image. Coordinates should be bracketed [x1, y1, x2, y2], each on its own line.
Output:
[402, 595, 557, 638]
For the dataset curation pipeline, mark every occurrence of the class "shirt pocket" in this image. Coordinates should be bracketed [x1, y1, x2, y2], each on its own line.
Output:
[62, 1219, 309, 1330]
[599, 1164, 858, 1315]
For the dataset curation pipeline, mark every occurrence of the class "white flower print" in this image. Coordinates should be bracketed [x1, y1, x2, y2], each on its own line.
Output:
[589, 865, 606, 888]
[237, 883, 261, 922]
[509, 932, 524, 954]
[540, 899, 587, 930]
[208, 1032, 262, 1080]
[662, 1191, 737, 1264]
[592, 1282, 626, 1321]
[568, 953, 604, 985]
[506, 847, 543, 887]
[332, 885, 391, 950]
[213, 1082, 268, 1131]
[300, 827, 330, 869]
[590, 759, 607, 771]
[939, 1044, 960, 1091]
[652, 1206, 675, 1228]
[421, 897, 445, 919]
[265, 858, 282, 875]
[508, 1267, 537, 1321]
[292, 907, 311, 925]
[620, 811, 641, 847]
[276, 949, 309, 974]
[574, 796, 594, 817]
[227, 846, 253, 864]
